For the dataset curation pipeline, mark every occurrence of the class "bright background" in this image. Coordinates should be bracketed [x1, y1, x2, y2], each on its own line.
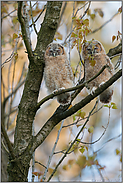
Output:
[1, 1, 122, 182]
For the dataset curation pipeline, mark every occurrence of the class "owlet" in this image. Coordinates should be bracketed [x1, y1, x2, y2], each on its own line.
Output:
[82, 39, 114, 103]
[44, 43, 74, 105]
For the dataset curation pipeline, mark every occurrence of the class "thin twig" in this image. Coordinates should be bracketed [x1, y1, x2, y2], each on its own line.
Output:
[2, 9, 17, 19]
[63, 105, 103, 128]
[1, 37, 19, 67]
[63, 1, 91, 45]
[95, 133, 122, 154]
[30, 2, 38, 35]
[90, 11, 119, 34]
[35, 161, 47, 169]
[68, 2, 75, 64]
[42, 120, 65, 181]
[74, 2, 89, 17]
[29, 4, 47, 27]
[1, 122, 15, 159]
[59, 2, 67, 25]
[47, 100, 98, 181]
[18, 2, 33, 58]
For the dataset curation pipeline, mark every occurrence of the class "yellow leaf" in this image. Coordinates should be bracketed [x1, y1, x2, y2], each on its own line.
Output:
[118, 6, 122, 13]
[80, 111, 86, 119]
[13, 33, 18, 40]
[90, 14, 95, 20]
[79, 146, 85, 154]
[83, 19, 89, 26]
[12, 17, 18, 24]
[62, 164, 68, 170]
[68, 159, 75, 165]
[76, 155, 86, 168]
[112, 35, 116, 42]
[89, 59, 96, 67]
[88, 126, 94, 133]
[98, 9, 104, 17]
[116, 149, 120, 155]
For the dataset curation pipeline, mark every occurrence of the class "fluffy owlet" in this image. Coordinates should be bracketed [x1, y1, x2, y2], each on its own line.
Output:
[82, 39, 114, 103]
[44, 43, 74, 105]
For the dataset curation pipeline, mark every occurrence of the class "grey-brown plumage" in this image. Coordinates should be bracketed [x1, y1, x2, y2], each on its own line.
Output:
[82, 40, 114, 103]
[44, 43, 74, 105]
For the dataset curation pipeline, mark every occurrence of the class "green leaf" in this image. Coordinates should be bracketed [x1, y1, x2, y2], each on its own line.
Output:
[104, 104, 110, 108]
[111, 102, 118, 109]
[73, 115, 76, 122]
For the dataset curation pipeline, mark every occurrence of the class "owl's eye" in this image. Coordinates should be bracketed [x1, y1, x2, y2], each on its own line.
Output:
[94, 47, 99, 53]
[49, 50, 53, 53]
[56, 48, 62, 55]
[87, 48, 91, 51]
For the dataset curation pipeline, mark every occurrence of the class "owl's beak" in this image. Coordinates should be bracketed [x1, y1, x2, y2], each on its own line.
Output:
[53, 52, 56, 57]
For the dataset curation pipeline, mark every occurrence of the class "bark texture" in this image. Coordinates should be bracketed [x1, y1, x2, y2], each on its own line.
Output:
[7, 1, 62, 182]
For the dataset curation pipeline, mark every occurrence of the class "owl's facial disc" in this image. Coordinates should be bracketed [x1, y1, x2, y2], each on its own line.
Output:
[86, 43, 99, 55]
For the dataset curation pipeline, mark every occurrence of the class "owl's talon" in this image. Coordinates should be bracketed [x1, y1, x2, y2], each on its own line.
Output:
[91, 87, 97, 95]
[59, 87, 65, 91]
[52, 89, 58, 94]
[99, 82, 105, 87]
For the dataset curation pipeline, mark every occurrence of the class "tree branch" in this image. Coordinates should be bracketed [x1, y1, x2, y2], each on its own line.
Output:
[47, 99, 98, 181]
[107, 41, 122, 58]
[18, 2, 33, 59]
[32, 69, 122, 152]
[37, 64, 109, 109]
[90, 11, 119, 34]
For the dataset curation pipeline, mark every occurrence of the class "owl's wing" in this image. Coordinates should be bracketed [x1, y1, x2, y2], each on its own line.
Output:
[65, 58, 74, 82]
[105, 55, 114, 75]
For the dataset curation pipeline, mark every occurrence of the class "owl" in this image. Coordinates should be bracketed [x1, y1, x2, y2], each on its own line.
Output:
[44, 42, 74, 105]
[82, 39, 114, 103]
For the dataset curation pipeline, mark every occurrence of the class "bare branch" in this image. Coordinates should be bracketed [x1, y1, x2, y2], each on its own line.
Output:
[42, 120, 65, 181]
[30, 2, 38, 35]
[107, 41, 122, 58]
[90, 11, 119, 34]
[2, 9, 17, 19]
[63, 1, 91, 45]
[37, 64, 109, 109]
[32, 68, 122, 152]
[47, 100, 98, 181]
[18, 2, 33, 59]
[29, 4, 47, 28]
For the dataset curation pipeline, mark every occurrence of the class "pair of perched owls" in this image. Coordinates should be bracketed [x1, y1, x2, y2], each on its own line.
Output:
[44, 40, 114, 105]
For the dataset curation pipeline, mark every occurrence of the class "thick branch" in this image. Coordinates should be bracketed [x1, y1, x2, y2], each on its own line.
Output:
[107, 41, 122, 58]
[37, 65, 109, 109]
[32, 69, 122, 151]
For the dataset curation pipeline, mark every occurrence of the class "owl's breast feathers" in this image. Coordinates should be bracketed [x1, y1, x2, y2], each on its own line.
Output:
[84, 53, 113, 88]
[44, 55, 74, 90]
